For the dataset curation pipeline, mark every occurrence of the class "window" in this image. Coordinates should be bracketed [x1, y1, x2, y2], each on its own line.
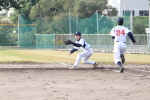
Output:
[139, 10, 149, 16]
[123, 10, 134, 16]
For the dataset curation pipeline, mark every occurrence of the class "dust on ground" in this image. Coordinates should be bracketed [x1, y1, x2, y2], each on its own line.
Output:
[0, 63, 150, 100]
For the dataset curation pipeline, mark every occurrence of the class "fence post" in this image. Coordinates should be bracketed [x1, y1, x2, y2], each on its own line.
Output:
[54, 34, 55, 50]
[40, 14, 42, 34]
[123, 6, 126, 16]
[130, 8, 133, 33]
[96, 10, 100, 51]
[148, 8, 150, 50]
[76, 14, 78, 32]
[149, 8, 150, 29]
[130, 8, 134, 53]
[17, 14, 20, 47]
[69, 12, 71, 39]
[36, 34, 37, 50]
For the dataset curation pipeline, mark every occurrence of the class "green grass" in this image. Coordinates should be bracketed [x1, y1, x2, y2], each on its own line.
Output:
[0, 50, 149, 64]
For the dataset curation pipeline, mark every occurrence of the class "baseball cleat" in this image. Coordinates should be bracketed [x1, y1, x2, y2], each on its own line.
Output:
[120, 54, 125, 64]
[92, 63, 99, 68]
[120, 67, 124, 73]
[69, 65, 78, 70]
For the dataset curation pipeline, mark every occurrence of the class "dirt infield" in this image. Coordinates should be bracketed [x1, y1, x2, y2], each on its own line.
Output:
[1, 63, 150, 100]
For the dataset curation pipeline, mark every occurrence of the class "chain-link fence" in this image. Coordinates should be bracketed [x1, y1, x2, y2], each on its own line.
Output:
[35, 34, 150, 54]
[0, 24, 17, 46]
[0, 11, 149, 54]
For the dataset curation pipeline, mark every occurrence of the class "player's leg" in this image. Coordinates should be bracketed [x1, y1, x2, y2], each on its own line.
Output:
[114, 43, 121, 65]
[114, 43, 124, 73]
[73, 51, 89, 68]
[82, 49, 95, 64]
[120, 43, 126, 64]
[82, 48, 98, 68]
[70, 52, 84, 69]
[82, 55, 94, 64]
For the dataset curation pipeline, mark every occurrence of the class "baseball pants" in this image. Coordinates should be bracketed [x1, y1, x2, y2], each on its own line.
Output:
[114, 42, 126, 64]
[74, 48, 95, 67]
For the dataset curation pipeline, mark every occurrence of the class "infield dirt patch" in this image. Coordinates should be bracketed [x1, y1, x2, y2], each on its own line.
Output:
[0, 63, 150, 100]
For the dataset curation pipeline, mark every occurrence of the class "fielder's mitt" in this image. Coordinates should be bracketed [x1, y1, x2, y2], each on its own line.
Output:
[65, 39, 73, 45]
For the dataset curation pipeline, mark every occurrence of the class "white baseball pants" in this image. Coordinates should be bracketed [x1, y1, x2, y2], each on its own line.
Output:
[114, 42, 126, 64]
[74, 48, 95, 67]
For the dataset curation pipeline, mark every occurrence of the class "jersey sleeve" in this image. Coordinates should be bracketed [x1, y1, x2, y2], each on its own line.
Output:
[73, 41, 81, 48]
[110, 28, 115, 36]
[78, 39, 85, 46]
[70, 48, 78, 53]
[124, 27, 131, 34]
[73, 45, 79, 49]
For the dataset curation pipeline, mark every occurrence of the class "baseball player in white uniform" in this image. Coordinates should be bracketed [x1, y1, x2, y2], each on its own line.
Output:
[69, 32, 98, 69]
[110, 17, 136, 73]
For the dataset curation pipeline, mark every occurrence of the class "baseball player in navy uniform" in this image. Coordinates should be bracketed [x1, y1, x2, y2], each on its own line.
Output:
[68, 32, 98, 69]
[110, 17, 136, 73]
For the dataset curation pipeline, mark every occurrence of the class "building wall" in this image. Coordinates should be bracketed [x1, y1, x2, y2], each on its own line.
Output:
[108, 0, 150, 16]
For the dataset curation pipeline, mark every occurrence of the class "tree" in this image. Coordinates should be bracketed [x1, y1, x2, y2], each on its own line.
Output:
[17, 0, 118, 20]
[29, 0, 75, 20]
[10, 0, 39, 23]
[133, 17, 148, 34]
[0, 0, 21, 11]
[74, 0, 108, 18]
[106, 5, 118, 16]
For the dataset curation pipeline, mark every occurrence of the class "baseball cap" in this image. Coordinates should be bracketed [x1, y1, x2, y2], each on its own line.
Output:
[117, 17, 124, 22]
[117, 17, 124, 25]
[74, 32, 81, 36]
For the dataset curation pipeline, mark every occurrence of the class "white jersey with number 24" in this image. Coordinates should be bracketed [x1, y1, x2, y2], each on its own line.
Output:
[110, 26, 131, 42]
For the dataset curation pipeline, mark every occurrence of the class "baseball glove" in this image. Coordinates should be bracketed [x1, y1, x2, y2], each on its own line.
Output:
[65, 39, 73, 45]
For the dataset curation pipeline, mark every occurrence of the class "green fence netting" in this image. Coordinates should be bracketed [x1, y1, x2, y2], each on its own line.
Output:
[36, 34, 55, 49]
[0, 24, 17, 46]
[16, 11, 148, 52]
[18, 15, 36, 48]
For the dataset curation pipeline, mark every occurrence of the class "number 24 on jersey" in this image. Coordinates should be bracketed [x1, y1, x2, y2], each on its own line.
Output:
[116, 30, 125, 36]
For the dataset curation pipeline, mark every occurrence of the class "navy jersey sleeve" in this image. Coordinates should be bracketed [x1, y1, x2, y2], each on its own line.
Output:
[127, 32, 136, 43]
[70, 48, 78, 53]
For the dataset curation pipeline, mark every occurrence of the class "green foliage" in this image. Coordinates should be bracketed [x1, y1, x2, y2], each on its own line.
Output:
[11, 0, 117, 23]
[106, 5, 118, 16]
[0, 25, 17, 46]
[10, 11, 18, 24]
[29, 0, 112, 20]
[18, 0, 39, 17]
[36, 17, 70, 34]
[74, 0, 107, 18]
[133, 16, 148, 34]
[0, 0, 20, 10]
[10, 0, 39, 23]
[29, 0, 75, 20]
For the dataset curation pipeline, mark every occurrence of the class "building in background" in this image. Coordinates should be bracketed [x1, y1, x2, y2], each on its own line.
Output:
[0, 8, 14, 18]
[108, 0, 150, 16]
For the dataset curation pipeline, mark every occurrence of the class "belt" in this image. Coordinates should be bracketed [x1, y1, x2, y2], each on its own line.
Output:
[116, 41, 126, 43]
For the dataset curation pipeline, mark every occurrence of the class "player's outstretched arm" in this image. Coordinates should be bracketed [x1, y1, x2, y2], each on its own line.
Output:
[72, 42, 82, 47]
[69, 48, 78, 55]
[133, 42, 136, 45]
[127, 32, 136, 44]
[65, 39, 82, 47]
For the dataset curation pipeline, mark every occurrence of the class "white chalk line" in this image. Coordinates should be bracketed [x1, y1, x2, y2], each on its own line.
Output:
[105, 68, 150, 79]
[112, 70, 120, 73]
[105, 69, 110, 71]
[57, 62, 67, 67]
[58, 63, 150, 79]
[128, 68, 150, 73]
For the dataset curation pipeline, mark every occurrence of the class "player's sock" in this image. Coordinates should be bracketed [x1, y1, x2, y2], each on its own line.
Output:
[117, 61, 122, 68]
